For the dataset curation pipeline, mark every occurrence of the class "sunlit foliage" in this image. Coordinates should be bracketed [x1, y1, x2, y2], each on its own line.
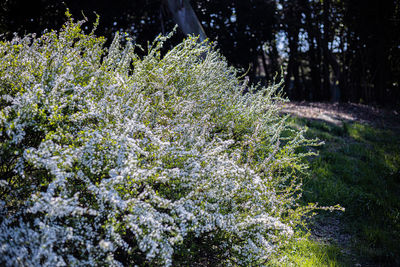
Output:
[0, 14, 318, 266]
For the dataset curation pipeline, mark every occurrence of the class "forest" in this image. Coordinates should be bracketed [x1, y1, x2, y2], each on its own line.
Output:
[1, 0, 399, 107]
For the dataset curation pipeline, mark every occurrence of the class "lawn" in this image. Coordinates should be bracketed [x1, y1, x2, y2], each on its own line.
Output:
[276, 110, 400, 266]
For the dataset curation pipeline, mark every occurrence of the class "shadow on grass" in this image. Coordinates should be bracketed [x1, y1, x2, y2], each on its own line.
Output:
[285, 116, 400, 266]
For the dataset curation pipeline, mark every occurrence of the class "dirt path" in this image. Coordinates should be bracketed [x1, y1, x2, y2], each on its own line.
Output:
[280, 101, 400, 130]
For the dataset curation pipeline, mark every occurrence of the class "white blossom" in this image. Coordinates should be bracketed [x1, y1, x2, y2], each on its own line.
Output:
[0, 16, 317, 266]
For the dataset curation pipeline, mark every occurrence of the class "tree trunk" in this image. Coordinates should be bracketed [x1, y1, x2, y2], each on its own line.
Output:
[261, 50, 270, 80]
[321, 0, 332, 101]
[302, 0, 322, 101]
[163, 0, 207, 41]
[373, 7, 387, 104]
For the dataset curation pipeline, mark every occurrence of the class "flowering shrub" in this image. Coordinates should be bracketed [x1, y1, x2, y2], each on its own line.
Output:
[0, 14, 318, 266]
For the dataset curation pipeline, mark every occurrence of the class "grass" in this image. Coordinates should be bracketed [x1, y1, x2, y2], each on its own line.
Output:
[278, 116, 400, 266]
[274, 236, 345, 267]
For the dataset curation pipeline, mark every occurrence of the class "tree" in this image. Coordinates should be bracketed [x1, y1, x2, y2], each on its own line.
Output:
[163, 0, 207, 41]
[1, 0, 399, 107]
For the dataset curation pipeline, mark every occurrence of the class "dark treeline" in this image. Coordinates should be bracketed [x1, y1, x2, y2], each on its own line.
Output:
[1, 0, 399, 107]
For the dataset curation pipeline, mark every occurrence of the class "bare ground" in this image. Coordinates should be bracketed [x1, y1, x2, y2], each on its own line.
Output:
[280, 101, 400, 130]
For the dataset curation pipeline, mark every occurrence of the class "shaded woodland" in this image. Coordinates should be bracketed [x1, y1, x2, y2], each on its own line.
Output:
[1, 0, 399, 107]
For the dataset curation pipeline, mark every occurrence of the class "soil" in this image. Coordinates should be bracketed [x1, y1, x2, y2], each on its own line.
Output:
[280, 101, 400, 130]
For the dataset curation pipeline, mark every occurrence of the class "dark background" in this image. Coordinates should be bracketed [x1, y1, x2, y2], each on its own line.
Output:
[1, 0, 399, 108]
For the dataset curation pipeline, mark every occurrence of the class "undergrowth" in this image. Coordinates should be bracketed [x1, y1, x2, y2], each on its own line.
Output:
[0, 13, 321, 266]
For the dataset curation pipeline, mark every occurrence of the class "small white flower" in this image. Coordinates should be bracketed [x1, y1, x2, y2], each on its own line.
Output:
[99, 240, 114, 252]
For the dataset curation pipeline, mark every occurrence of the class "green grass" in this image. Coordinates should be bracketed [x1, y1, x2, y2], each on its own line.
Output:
[270, 236, 346, 267]
[282, 116, 400, 266]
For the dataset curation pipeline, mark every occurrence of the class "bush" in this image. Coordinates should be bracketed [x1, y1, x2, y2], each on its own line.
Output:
[0, 14, 317, 266]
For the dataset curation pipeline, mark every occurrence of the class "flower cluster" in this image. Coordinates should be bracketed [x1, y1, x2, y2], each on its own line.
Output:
[0, 14, 317, 266]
